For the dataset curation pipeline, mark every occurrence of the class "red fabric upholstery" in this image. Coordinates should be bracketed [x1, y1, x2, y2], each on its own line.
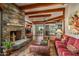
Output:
[29, 45, 50, 56]
[62, 51, 74, 56]
[67, 37, 76, 45]
[57, 47, 77, 56]
[75, 54, 79, 56]
[55, 35, 69, 48]
[55, 41, 66, 48]
[54, 35, 79, 56]
[57, 48, 69, 56]
[74, 39, 79, 49]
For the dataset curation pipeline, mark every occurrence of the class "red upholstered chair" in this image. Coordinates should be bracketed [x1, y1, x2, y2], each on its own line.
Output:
[29, 45, 50, 56]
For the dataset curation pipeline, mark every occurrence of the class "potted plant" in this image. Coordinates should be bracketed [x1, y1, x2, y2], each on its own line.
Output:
[2, 41, 14, 55]
[41, 38, 48, 46]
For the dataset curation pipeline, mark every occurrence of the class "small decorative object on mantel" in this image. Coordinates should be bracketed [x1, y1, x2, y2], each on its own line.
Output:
[7, 23, 24, 27]
[68, 10, 79, 35]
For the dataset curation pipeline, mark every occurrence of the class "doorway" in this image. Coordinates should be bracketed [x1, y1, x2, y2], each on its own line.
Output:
[35, 24, 45, 36]
[34, 24, 45, 44]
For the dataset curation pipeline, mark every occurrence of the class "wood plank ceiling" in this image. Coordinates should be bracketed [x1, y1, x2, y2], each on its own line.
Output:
[16, 3, 66, 24]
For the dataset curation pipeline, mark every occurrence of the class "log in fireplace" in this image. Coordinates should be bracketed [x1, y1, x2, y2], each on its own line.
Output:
[10, 31, 21, 42]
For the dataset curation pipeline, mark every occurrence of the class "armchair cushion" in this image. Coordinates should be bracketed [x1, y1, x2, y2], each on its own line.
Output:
[67, 37, 76, 45]
[57, 48, 69, 56]
[29, 45, 50, 56]
[74, 39, 79, 50]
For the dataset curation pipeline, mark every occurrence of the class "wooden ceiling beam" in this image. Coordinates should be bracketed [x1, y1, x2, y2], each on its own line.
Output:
[32, 19, 62, 24]
[12, 3, 21, 10]
[29, 14, 51, 18]
[46, 15, 64, 22]
[0, 4, 5, 10]
[32, 15, 64, 24]
[32, 21, 45, 24]
[45, 15, 64, 23]
[49, 19, 62, 22]
[45, 19, 62, 24]
[25, 8, 65, 15]
[19, 3, 64, 10]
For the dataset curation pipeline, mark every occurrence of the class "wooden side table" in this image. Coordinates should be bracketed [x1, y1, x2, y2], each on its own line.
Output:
[48, 35, 57, 56]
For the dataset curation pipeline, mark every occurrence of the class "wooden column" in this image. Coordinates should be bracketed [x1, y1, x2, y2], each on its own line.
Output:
[0, 9, 3, 55]
[0, 9, 1, 55]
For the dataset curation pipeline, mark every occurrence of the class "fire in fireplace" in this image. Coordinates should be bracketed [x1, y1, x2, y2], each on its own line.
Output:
[10, 31, 21, 42]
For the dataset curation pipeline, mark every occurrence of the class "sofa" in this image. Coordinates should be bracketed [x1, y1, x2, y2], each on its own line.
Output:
[55, 35, 79, 56]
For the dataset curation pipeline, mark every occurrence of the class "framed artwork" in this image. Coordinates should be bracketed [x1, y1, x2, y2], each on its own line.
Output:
[68, 11, 79, 34]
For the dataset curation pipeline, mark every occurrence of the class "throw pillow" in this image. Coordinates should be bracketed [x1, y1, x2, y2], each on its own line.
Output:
[73, 39, 79, 50]
[61, 38, 66, 44]
[67, 44, 79, 54]
[61, 37, 67, 44]
[61, 35, 69, 44]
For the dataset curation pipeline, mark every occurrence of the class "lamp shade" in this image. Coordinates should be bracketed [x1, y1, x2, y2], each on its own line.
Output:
[56, 29, 63, 34]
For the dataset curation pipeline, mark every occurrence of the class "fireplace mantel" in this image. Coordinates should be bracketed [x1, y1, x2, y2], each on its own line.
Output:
[7, 23, 24, 27]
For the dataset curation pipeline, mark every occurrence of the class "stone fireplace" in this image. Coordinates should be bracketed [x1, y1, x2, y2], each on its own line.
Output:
[0, 4, 30, 52]
[2, 25, 25, 42]
[1, 4, 25, 42]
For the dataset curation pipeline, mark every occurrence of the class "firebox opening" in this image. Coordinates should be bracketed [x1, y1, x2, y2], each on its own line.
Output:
[10, 31, 21, 41]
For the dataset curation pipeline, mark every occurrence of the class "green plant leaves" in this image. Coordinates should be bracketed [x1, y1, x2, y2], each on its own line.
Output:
[2, 41, 13, 49]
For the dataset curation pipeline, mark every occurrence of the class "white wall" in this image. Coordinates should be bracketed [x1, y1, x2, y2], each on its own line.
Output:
[65, 3, 79, 38]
